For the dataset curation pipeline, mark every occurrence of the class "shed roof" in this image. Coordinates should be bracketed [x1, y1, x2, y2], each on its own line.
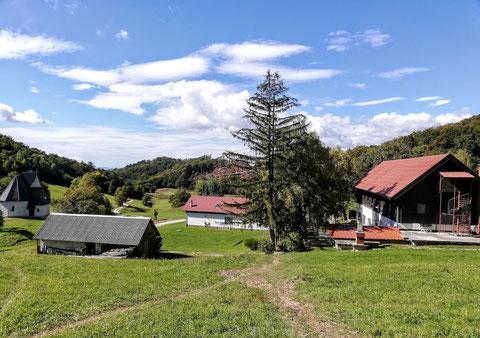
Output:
[182, 195, 248, 214]
[354, 154, 450, 198]
[34, 213, 153, 246]
[439, 171, 474, 178]
[328, 225, 404, 241]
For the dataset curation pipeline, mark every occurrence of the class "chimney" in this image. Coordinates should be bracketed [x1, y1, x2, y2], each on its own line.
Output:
[190, 200, 193, 207]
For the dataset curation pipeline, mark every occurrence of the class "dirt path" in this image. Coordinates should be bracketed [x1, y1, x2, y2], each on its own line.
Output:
[155, 219, 184, 227]
[221, 256, 357, 337]
[113, 199, 133, 214]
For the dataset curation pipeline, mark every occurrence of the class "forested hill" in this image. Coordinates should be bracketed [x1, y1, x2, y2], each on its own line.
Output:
[347, 114, 480, 180]
[0, 134, 94, 188]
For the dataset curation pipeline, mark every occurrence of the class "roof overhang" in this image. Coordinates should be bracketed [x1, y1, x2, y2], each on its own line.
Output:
[439, 171, 474, 179]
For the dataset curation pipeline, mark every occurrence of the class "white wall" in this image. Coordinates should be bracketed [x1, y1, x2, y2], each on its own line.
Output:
[0, 201, 29, 218]
[186, 212, 268, 231]
[358, 204, 397, 227]
[34, 204, 50, 218]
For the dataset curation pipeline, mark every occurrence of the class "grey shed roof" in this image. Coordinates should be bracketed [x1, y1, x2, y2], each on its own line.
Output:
[34, 213, 155, 246]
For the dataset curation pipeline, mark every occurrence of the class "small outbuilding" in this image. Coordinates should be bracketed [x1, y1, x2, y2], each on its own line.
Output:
[34, 213, 161, 257]
[0, 172, 50, 218]
[182, 195, 267, 230]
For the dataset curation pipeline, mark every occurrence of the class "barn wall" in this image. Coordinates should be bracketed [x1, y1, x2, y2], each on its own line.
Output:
[186, 212, 268, 230]
[38, 239, 86, 254]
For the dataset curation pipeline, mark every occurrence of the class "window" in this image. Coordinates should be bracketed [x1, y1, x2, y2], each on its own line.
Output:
[224, 216, 233, 224]
[37, 208, 40, 212]
[11, 205, 14, 212]
[417, 204, 426, 214]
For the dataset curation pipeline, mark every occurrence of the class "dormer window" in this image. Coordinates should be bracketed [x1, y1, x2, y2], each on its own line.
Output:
[215, 204, 220, 208]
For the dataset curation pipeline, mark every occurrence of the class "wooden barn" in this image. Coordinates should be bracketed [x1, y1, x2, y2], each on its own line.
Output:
[354, 154, 480, 234]
[34, 213, 161, 257]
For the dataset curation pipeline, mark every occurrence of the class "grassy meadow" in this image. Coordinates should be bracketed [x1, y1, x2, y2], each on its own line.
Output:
[3, 208, 480, 336]
[120, 189, 186, 220]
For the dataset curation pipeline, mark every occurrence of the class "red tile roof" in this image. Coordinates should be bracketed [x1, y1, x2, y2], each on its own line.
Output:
[439, 171, 474, 178]
[182, 195, 249, 214]
[328, 225, 404, 241]
[354, 154, 449, 198]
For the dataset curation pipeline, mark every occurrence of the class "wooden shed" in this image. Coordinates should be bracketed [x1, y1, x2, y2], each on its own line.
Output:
[34, 213, 161, 257]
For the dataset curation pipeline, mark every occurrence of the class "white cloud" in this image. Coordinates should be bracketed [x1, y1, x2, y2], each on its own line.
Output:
[378, 67, 430, 80]
[415, 96, 441, 102]
[0, 126, 246, 168]
[429, 99, 451, 107]
[39, 56, 209, 86]
[307, 110, 473, 149]
[217, 61, 341, 82]
[0, 103, 51, 124]
[352, 97, 404, 106]
[324, 98, 352, 107]
[349, 83, 366, 89]
[299, 99, 309, 106]
[115, 30, 129, 40]
[202, 41, 310, 62]
[72, 83, 95, 90]
[85, 80, 249, 129]
[96, 30, 104, 36]
[326, 29, 390, 52]
[0, 30, 80, 59]
[30, 87, 39, 93]
[315, 106, 324, 112]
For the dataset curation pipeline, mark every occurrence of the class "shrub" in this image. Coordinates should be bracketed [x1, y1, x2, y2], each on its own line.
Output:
[169, 188, 191, 208]
[142, 194, 153, 207]
[286, 233, 303, 252]
[244, 238, 259, 251]
[259, 240, 275, 254]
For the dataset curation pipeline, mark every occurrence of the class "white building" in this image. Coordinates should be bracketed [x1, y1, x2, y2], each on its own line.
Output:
[0, 172, 50, 218]
[182, 195, 267, 231]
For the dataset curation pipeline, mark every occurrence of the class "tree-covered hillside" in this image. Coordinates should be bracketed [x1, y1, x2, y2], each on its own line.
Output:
[0, 134, 95, 189]
[348, 114, 480, 180]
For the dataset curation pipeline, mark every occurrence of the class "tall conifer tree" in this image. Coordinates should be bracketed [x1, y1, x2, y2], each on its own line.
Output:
[224, 70, 308, 243]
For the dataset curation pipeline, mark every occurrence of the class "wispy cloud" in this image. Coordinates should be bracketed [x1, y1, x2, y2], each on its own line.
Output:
[72, 83, 95, 90]
[115, 30, 129, 40]
[378, 67, 430, 80]
[429, 99, 451, 107]
[349, 83, 366, 89]
[314, 106, 324, 112]
[96, 30, 104, 36]
[352, 97, 404, 106]
[415, 96, 441, 102]
[29, 87, 39, 93]
[0, 102, 51, 124]
[324, 98, 352, 107]
[0, 30, 80, 59]
[326, 29, 390, 52]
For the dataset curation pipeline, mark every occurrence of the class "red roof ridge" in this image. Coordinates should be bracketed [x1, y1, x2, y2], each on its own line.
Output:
[379, 153, 449, 163]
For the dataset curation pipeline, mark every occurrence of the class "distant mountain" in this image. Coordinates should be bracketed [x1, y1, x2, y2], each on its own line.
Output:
[347, 114, 480, 180]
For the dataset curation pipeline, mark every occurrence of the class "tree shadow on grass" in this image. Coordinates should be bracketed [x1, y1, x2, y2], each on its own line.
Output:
[0, 228, 34, 239]
[125, 206, 146, 212]
[156, 251, 193, 260]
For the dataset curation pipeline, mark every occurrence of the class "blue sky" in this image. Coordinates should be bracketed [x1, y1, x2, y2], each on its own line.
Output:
[0, 0, 479, 168]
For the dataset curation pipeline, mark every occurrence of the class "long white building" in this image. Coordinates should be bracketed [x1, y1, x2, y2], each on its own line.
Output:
[182, 195, 267, 231]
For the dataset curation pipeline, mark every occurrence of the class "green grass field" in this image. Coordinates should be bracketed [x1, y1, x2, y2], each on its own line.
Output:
[160, 222, 269, 253]
[3, 215, 480, 336]
[120, 189, 186, 220]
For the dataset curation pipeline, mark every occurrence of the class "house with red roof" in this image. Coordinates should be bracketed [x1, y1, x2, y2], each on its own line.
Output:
[354, 154, 480, 233]
[182, 195, 267, 230]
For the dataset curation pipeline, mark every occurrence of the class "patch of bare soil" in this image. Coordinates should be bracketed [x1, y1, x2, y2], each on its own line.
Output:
[221, 257, 358, 337]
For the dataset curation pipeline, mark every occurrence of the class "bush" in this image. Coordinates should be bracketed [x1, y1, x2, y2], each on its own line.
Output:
[169, 188, 191, 208]
[259, 240, 275, 254]
[278, 234, 304, 252]
[142, 194, 153, 207]
[244, 238, 259, 251]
